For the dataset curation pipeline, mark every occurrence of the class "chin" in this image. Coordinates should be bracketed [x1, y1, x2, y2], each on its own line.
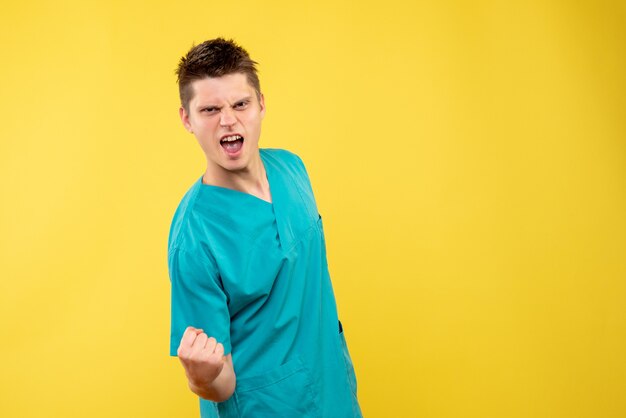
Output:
[222, 159, 248, 172]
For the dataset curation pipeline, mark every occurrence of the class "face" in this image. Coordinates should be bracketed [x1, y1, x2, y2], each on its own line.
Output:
[180, 73, 265, 174]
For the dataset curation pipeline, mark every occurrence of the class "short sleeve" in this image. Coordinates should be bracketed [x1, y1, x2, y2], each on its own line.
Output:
[168, 246, 231, 356]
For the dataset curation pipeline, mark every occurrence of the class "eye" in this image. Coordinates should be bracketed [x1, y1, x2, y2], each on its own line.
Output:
[234, 100, 249, 110]
[202, 107, 219, 114]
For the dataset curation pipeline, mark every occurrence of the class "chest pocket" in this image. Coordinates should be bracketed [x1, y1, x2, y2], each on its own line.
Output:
[289, 157, 319, 224]
[275, 157, 320, 248]
[217, 224, 284, 316]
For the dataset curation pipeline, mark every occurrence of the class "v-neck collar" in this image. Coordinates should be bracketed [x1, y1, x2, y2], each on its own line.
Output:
[192, 149, 302, 251]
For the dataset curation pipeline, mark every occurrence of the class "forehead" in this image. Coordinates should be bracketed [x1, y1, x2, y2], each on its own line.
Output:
[190, 73, 255, 104]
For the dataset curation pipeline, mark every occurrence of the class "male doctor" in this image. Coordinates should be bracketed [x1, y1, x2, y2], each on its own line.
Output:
[168, 38, 362, 417]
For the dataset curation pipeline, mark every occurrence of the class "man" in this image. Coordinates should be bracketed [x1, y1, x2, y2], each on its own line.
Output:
[168, 38, 362, 418]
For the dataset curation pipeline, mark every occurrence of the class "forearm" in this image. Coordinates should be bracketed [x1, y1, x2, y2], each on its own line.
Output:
[188, 363, 236, 402]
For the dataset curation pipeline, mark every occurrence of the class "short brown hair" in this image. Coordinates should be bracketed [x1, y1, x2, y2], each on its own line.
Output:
[176, 38, 261, 112]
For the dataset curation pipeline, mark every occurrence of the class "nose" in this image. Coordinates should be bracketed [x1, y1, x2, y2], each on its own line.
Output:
[220, 108, 236, 127]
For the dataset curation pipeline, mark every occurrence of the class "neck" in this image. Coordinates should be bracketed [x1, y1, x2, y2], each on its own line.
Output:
[203, 153, 271, 203]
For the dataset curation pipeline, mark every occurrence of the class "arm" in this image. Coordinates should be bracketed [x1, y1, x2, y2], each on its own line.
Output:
[177, 326, 237, 402]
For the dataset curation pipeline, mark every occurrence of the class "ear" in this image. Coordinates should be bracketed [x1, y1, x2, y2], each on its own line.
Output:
[179, 106, 193, 133]
[259, 93, 266, 119]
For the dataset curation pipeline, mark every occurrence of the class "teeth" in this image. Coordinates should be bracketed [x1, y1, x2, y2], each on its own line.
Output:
[221, 135, 242, 142]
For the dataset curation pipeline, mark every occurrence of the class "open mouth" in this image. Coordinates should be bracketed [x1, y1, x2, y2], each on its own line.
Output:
[220, 134, 244, 154]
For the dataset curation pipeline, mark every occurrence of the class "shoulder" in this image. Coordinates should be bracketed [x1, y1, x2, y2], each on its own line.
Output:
[167, 177, 203, 253]
[261, 147, 306, 164]
[261, 148, 308, 176]
[167, 179, 220, 277]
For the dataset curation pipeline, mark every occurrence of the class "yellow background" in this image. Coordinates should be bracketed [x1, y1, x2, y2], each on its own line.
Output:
[1, 1, 625, 417]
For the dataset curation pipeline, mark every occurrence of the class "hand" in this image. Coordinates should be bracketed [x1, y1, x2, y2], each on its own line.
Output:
[177, 326, 226, 390]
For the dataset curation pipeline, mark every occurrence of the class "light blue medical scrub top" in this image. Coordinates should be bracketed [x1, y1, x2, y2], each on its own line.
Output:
[168, 148, 362, 418]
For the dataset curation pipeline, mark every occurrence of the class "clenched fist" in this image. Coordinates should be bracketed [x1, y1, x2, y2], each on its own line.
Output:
[177, 326, 235, 401]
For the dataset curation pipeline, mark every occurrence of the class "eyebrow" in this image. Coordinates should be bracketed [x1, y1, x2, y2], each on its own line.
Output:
[195, 96, 253, 111]
[233, 96, 253, 104]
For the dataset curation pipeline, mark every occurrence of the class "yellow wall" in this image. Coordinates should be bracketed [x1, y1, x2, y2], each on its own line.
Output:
[1, 1, 625, 417]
